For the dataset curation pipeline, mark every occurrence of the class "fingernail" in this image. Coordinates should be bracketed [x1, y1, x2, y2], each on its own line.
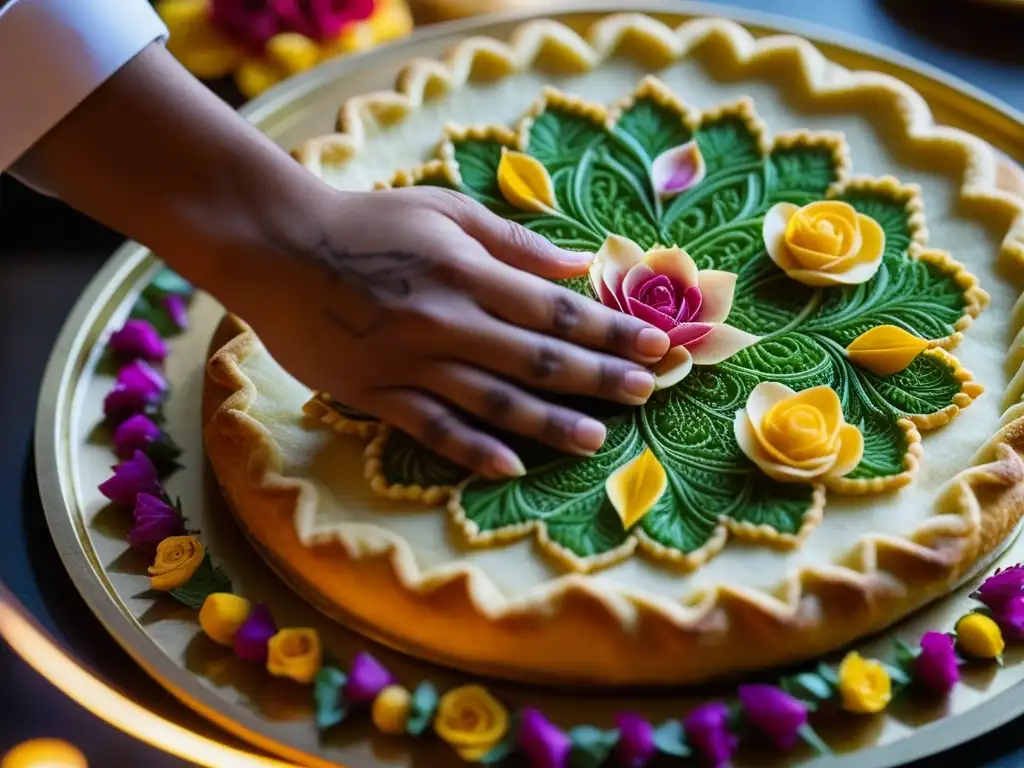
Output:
[490, 449, 527, 478]
[573, 418, 607, 454]
[621, 370, 655, 404]
[636, 328, 670, 358]
[562, 249, 595, 265]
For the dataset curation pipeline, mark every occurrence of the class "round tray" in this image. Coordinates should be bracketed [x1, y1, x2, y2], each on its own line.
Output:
[34, 3, 1024, 767]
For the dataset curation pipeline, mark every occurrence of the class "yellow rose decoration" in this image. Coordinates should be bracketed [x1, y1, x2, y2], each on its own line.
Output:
[148, 535, 204, 591]
[734, 382, 864, 483]
[373, 685, 413, 734]
[433, 684, 510, 761]
[955, 613, 1005, 660]
[266, 628, 323, 684]
[199, 593, 251, 646]
[837, 651, 892, 714]
[763, 200, 885, 286]
[846, 325, 929, 376]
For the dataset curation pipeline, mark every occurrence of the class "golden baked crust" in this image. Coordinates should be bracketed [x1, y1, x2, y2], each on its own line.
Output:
[205, 14, 1024, 685]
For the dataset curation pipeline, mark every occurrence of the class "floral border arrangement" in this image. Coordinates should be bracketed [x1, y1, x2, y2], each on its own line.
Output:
[96, 269, 1024, 767]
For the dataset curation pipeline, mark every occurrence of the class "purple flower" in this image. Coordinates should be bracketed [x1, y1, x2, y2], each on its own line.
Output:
[684, 702, 737, 767]
[996, 596, 1024, 641]
[234, 603, 277, 663]
[113, 414, 162, 459]
[972, 563, 1024, 612]
[163, 295, 190, 331]
[614, 712, 655, 768]
[98, 450, 162, 506]
[344, 652, 394, 703]
[915, 632, 959, 694]
[272, 0, 375, 41]
[127, 493, 185, 552]
[210, 0, 283, 48]
[108, 319, 168, 362]
[103, 360, 167, 421]
[738, 684, 808, 750]
[517, 708, 571, 768]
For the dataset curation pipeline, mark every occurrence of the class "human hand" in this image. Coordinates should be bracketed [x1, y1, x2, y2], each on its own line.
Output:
[228, 186, 671, 479]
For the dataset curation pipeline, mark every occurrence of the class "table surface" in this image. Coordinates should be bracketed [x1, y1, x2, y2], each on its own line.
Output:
[1, 1, 1022, 766]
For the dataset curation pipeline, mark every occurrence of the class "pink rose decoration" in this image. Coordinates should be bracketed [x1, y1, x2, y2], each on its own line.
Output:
[589, 235, 759, 388]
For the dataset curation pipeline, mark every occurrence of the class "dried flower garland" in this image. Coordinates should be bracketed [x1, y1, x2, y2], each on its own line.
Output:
[96, 267, 1021, 767]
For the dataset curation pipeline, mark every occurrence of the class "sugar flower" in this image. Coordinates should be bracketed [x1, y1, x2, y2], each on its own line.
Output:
[914, 632, 959, 694]
[113, 414, 162, 460]
[98, 450, 162, 506]
[737, 684, 808, 750]
[103, 360, 167, 422]
[234, 602, 278, 663]
[345, 652, 394, 703]
[517, 707, 572, 768]
[128, 493, 186, 552]
[614, 712, 656, 767]
[683, 702, 737, 767]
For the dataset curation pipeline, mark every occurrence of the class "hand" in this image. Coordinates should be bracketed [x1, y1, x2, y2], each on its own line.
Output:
[228, 186, 671, 479]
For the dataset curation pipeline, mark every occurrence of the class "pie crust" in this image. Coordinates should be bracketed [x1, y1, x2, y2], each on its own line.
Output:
[204, 13, 1024, 685]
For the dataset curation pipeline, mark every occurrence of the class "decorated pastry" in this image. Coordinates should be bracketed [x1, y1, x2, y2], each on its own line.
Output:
[203, 14, 1024, 685]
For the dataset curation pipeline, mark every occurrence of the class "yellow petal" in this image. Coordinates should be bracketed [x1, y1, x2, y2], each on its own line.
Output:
[642, 246, 699, 291]
[829, 423, 864, 478]
[236, 58, 286, 100]
[605, 448, 667, 529]
[846, 325, 928, 376]
[778, 386, 844, 441]
[497, 149, 557, 213]
[853, 213, 886, 266]
[266, 33, 321, 76]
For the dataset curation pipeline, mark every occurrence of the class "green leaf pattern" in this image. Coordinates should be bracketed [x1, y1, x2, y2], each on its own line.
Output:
[384, 82, 977, 566]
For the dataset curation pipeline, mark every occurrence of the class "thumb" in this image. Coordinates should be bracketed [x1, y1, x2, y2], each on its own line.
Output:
[448, 199, 595, 279]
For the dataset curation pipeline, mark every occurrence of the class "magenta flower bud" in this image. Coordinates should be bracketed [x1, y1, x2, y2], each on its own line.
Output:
[684, 702, 737, 767]
[113, 414, 162, 459]
[233, 603, 277, 663]
[127, 493, 185, 552]
[996, 595, 1024, 640]
[272, 0, 375, 40]
[738, 684, 808, 750]
[614, 712, 655, 768]
[98, 450, 162, 506]
[210, 0, 282, 47]
[344, 653, 394, 703]
[971, 563, 1024, 612]
[108, 319, 168, 362]
[517, 708, 572, 768]
[915, 632, 959, 694]
[103, 360, 167, 421]
[163, 295, 190, 331]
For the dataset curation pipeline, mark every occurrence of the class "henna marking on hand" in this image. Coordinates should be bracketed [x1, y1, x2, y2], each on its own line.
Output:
[532, 348, 561, 381]
[482, 388, 514, 419]
[552, 293, 582, 337]
[541, 413, 573, 447]
[605, 313, 629, 349]
[422, 413, 451, 447]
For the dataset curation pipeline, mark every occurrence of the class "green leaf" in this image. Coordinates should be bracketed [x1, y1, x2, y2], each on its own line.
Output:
[797, 723, 831, 756]
[129, 293, 181, 337]
[895, 638, 921, 676]
[697, 114, 763, 173]
[652, 720, 690, 757]
[817, 663, 840, 687]
[147, 434, 184, 479]
[782, 672, 835, 702]
[614, 95, 693, 165]
[148, 267, 193, 297]
[380, 429, 469, 488]
[770, 145, 841, 202]
[314, 666, 349, 731]
[167, 555, 231, 610]
[479, 711, 520, 764]
[528, 107, 607, 169]
[450, 138, 510, 207]
[568, 725, 619, 768]
[405, 681, 439, 737]
[883, 662, 912, 687]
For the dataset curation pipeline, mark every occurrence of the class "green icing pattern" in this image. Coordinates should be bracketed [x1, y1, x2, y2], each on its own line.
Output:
[364, 82, 978, 568]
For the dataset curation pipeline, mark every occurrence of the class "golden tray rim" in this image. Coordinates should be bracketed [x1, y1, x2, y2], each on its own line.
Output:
[33, 2, 1024, 767]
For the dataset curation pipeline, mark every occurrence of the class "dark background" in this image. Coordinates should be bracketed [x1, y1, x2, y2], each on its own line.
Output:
[1, 0, 1022, 766]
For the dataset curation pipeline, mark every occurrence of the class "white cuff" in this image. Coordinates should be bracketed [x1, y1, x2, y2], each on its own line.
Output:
[0, 0, 169, 173]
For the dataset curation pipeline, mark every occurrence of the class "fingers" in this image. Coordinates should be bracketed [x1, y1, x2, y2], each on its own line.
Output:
[452, 315, 657, 406]
[368, 389, 526, 479]
[413, 363, 608, 456]
[433, 188, 594, 280]
[474, 263, 670, 364]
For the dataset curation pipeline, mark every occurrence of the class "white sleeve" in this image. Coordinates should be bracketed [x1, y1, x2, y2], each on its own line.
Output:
[0, 0, 169, 173]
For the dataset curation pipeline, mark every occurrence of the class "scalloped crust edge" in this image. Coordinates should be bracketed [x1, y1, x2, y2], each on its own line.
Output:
[206, 316, 1024, 685]
[205, 14, 1024, 684]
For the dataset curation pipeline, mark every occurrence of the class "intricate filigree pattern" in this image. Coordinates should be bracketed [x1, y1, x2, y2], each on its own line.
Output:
[320, 76, 987, 573]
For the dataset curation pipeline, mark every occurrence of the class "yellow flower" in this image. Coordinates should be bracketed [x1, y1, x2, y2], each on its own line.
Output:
[763, 200, 885, 286]
[734, 382, 863, 483]
[433, 685, 509, 761]
[837, 651, 892, 714]
[148, 536, 204, 591]
[373, 685, 413, 734]
[199, 593, 251, 646]
[956, 613, 1005, 660]
[846, 325, 929, 376]
[497, 149, 557, 213]
[266, 628, 323, 684]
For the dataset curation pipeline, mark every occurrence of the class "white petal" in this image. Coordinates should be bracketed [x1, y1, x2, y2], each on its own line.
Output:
[596, 235, 646, 304]
[643, 246, 699, 291]
[784, 255, 883, 287]
[763, 202, 800, 271]
[694, 270, 737, 323]
[687, 324, 760, 366]
[651, 345, 693, 390]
